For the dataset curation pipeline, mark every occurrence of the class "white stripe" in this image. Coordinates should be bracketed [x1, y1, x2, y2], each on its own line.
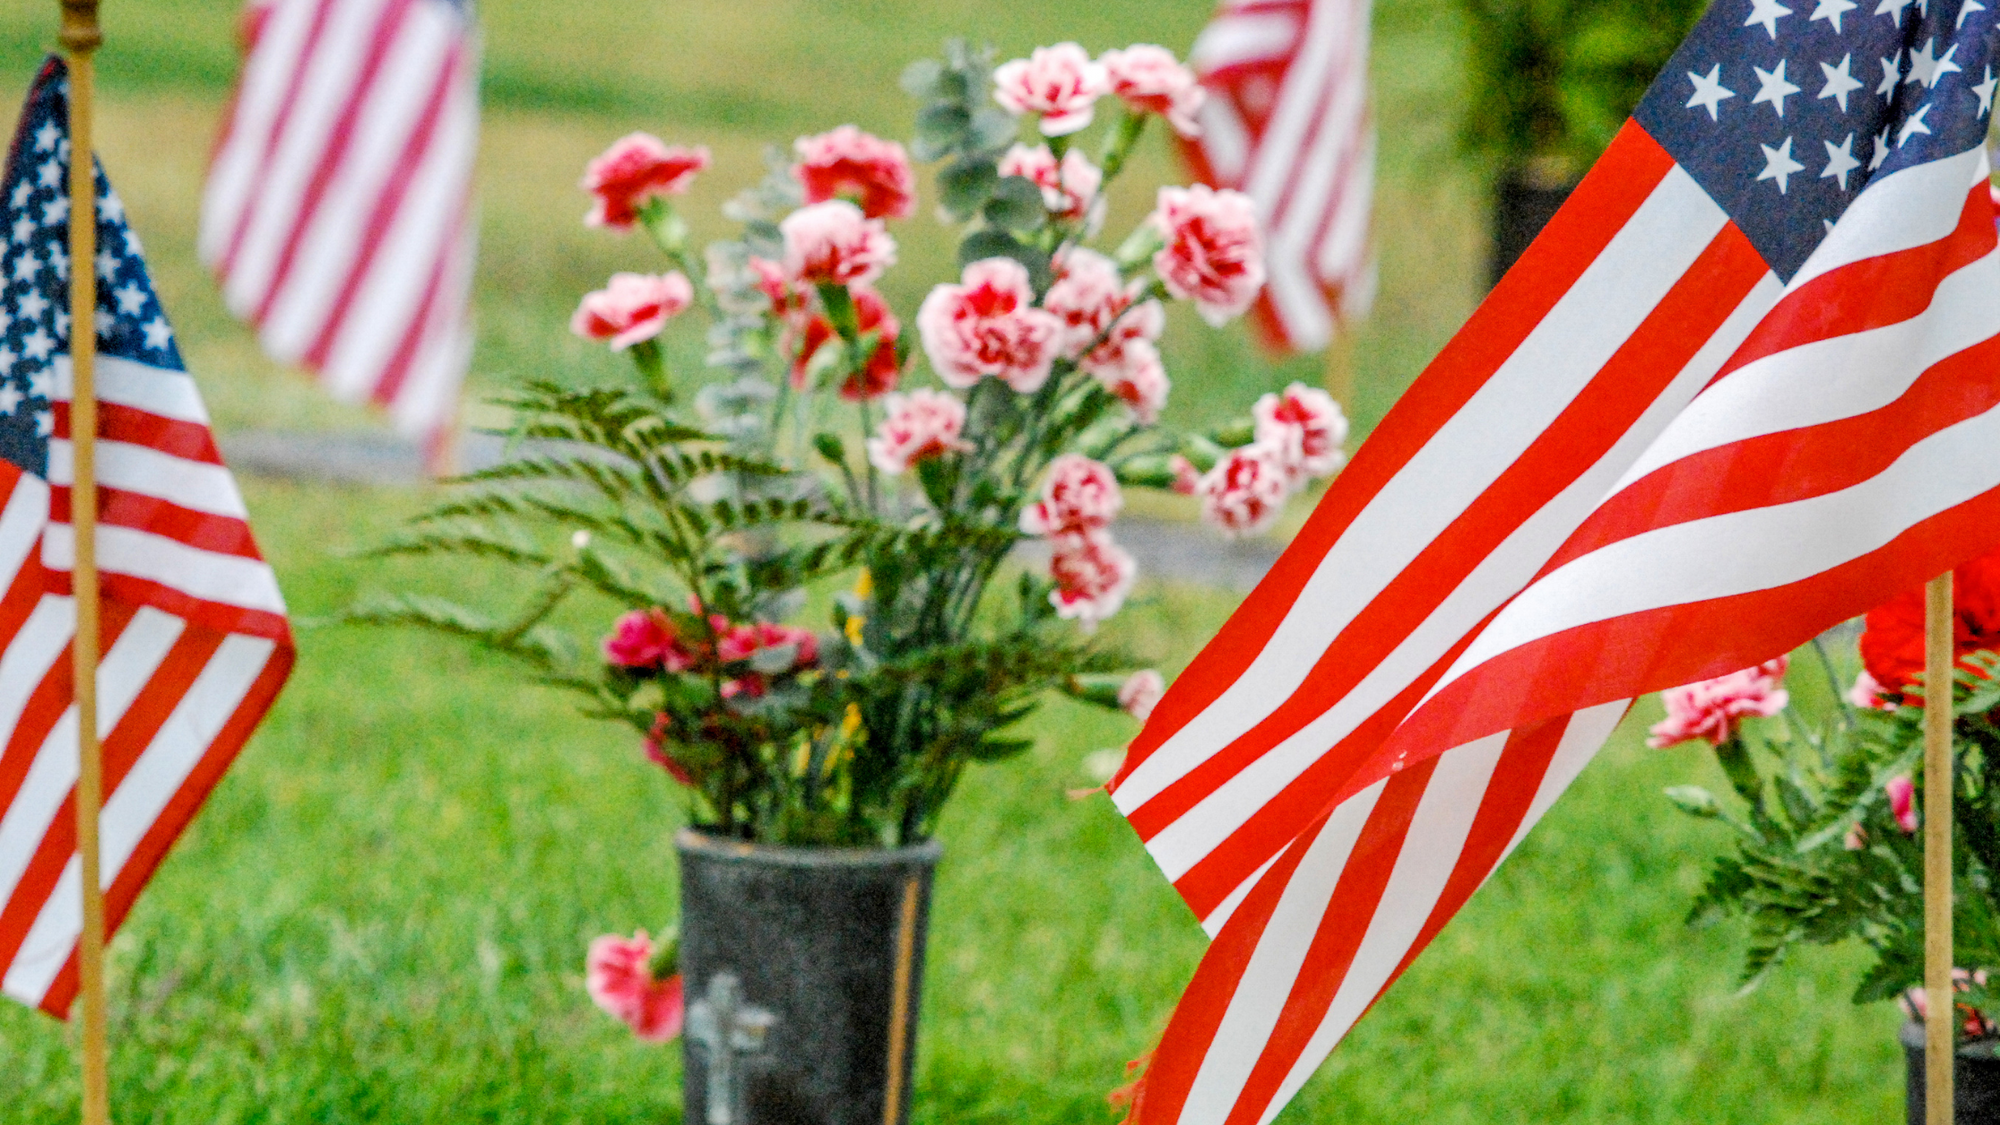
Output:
[1498, 700, 1630, 862]
[0, 607, 182, 919]
[55, 356, 211, 426]
[199, 0, 323, 265]
[1193, 97, 1254, 187]
[46, 440, 249, 519]
[1262, 52, 1369, 347]
[1256, 732, 1510, 1124]
[1137, 266, 1780, 884]
[0, 473, 48, 581]
[1611, 247, 2000, 493]
[222, 0, 395, 311]
[1316, 128, 1374, 289]
[256, 8, 458, 358]
[42, 526, 287, 616]
[3, 635, 276, 1006]
[1114, 168, 1729, 815]
[1241, 0, 1347, 207]
[319, 38, 475, 400]
[1190, 10, 1302, 72]
[1178, 778, 1386, 1125]
[1201, 851, 1278, 937]
[1786, 147, 1989, 292]
[1441, 399, 2000, 686]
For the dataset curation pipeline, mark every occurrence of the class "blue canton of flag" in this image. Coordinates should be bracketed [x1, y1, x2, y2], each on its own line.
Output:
[0, 57, 293, 1019]
[0, 60, 182, 479]
[1636, 0, 2000, 277]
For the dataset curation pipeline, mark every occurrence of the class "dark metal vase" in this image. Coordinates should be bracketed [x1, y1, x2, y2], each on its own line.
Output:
[1900, 1022, 2000, 1123]
[1489, 170, 1579, 289]
[675, 830, 941, 1125]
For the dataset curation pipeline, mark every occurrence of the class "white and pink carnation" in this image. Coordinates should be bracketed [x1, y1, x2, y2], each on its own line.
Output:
[581, 134, 708, 231]
[1253, 382, 1349, 481]
[1169, 454, 1201, 495]
[1047, 530, 1137, 625]
[1100, 45, 1206, 137]
[1195, 442, 1292, 537]
[792, 125, 917, 220]
[1020, 454, 1122, 536]
[1151, 184, 1266, 326]
[1118, 669, 1165, 721]
[993, 43, 1108, 136]
[866, 389, 972, 474]
[1044, 247, 1164, 373]
[998, 144, 1103, 228]
[916, 258, 1065, 393]
[1646, 658, 1790, 748]
[779, 200, 897, 287]
[570, 272, 694, 350]
[1093, 339, 1170, 424]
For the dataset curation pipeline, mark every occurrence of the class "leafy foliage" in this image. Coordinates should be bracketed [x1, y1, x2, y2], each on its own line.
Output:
[1673, 651, 2000, 1035]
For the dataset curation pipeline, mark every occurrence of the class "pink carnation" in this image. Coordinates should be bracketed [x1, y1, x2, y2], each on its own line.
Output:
[867, 389, 971, 474]
[997, 144, 1103, 228]
[1151, 185, 1267, 327]
[1887, 775, 1918, 833]
[1100, 45, 1206, 137]
[571, 272, 694, 350]
[1044, 248, 1164, 371]
[585, 931, 685, 1042]
[1048, 530, 1137, 625]
[1645, 657, 1790, 748]
[780, 200, 897, 287]
[916, 258, 1065, 393]
[718, 621, 820, 671]
[1849, 670, 1897, 711]
[792, 125, 917, 220]
[1253, 382, 1349, 481]
[1119, 669, 1165, 721]
[1170, 454, 1201, 496]
[1021, 454, 1122, 536]
[993, 42, 1108, 137]
[1196, 443, 1292, 537]
[1094, 341, 1171, 425]
[750, 257, 811, 325]
[604, 609, 696, 671]
[582, 134, 708, 231]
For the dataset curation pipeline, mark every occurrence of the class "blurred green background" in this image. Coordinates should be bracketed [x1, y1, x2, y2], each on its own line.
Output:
[0, 1, 1917, 1123]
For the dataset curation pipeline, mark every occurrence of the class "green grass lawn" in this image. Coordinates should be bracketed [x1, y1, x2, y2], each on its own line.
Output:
[0, 479, 1909, 1123]
[0, 0, 1927, 1120]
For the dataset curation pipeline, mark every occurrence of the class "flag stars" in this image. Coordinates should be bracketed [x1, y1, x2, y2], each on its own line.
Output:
[46, 244, 66, 282]
[9, 217, 32, 245]
[1869, 125, 1894, 168]
[10, 252, 38, 284]
[112, 281, 146, 317]
[0, 347, 13, 378]
[28, 369, 52, 399]
[1898, 102, 1935, 144]
[121, 229, 142, 257]
[1758, 135, 1806, 192]
[95, 248, 119, 281]
[52, 308, 68, 338]
[1975, 66, 1998, 114]
[21, 327, 53, 362]
[141, 317, 172, 352]
[0, 384, 20, 417]
[31, 122, 57, 153]
[1961, 0, 1988, 27]
[35, 161, 59, 189]
[1821, 133, 1862, 189]
[1753, 60, 1803, 116]
[1878, 52, 1904, 101]
[1686, 64, 1738, 119]
[1876, 0, 1916, 22]
[1905, 39, 1961, 87]
[18, 292, 48, 323]
[95, 192, 123, 223]
[1819, 54, 1864, 111]
[34, 411, 52, 439]
[1747, 0, 1794, 36]
[38, 195, 66, 228]
[1811, 0, 1859, 30]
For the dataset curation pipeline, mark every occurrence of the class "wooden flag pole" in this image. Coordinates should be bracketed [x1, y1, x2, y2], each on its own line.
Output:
[58, 2, 110, 1123]
[1924, 571, 1955, 1125]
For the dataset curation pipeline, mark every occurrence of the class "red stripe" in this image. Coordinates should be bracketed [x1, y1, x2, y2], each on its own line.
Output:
[1709, 182, 1995, 387]
[215, 0, 343, 282]
[300, 42, 464, 373]
[370, 194, 467, 407]
[55, 402, 225, 466]
[1546, 327, 2000, 571]
[37, 571, 291, 647]
[52, 488, 262, 560]
[1385, 487, 2000, 781]
[0, 602, 135, 829]
[40, 637, 294, 1018]
[1114, 123, 1676, 789]
[1124, 220, 1767, 857]
[250, 0, 417, 327]
[1219, 759, 1435, 1125]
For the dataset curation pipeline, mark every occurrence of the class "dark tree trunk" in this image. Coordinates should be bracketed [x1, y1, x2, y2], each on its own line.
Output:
[1489, 168, 1579, 289]
[1902, 1021, 2000, 1123]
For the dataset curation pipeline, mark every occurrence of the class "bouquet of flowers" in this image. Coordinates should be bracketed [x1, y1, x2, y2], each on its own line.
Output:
[353, 40, 1347, 858]
[1654, 552, 2000, 1046]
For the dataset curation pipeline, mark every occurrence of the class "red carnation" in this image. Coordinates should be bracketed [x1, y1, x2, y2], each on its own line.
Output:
[791, 286, 903, 400]
[1859, 552, 2000, 699]
[581, 133, 708, 231]
[792, 125, 917, 220]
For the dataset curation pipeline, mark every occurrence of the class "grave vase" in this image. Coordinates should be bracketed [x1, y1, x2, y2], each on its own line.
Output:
[675, 830, 941, 1125]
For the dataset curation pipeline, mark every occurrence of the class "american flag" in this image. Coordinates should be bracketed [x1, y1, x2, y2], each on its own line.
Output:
[1114, 1, 2000, 1120]
[1181, 0, 1375, 354]
[201, 0, 479, 465]
[0, 59, 295, 1017]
